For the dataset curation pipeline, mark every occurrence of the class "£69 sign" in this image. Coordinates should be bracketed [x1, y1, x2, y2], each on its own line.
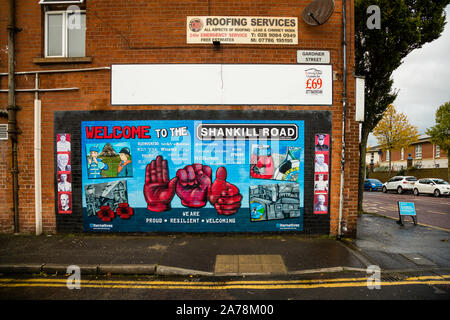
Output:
[305, 68, 324, 95]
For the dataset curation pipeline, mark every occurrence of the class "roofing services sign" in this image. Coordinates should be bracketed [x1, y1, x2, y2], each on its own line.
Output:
[187, 16, 298, 45]
[81, 120, 305, 232]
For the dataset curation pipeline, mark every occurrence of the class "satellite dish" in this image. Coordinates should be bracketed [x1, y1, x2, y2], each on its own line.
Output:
[302, 0, 335, 26]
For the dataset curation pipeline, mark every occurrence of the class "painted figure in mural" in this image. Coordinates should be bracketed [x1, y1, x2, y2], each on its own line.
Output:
[60, 193, 71, 212]
[314, 153, 328, 172]
[87, 146, 108, 178]
[117, 147, 133, 177]
[57, 134, 71, 152]
[314, 194, 327, 212]
[58, 173, 72, 192]
[57, 153, 71, 172]
[143, 155, 242, 215]
[314, 174, 328, 192]
[315, 134, 329, 151]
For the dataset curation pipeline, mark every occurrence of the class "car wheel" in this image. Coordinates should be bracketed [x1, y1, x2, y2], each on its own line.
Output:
[434, 189, 441, 197]
[413, 188, 419, 196]
[382, 186, 387, 193]
[397, 186, 403, 194]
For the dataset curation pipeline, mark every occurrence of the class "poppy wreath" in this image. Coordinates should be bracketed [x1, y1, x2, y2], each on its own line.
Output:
[116, 202, 134, 219]
[97, 205, 115, 222]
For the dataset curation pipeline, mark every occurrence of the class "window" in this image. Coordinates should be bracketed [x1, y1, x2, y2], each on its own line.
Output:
[436, 145, 440, 158]
[386, 150, 390, 161]
[40, 1, 84, 4]
[401, 148, 404, 160]
[45, 9, 86, 57]
[415, 145, 422, 159]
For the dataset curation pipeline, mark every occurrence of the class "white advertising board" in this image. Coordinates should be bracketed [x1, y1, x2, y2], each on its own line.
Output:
[111, 64, 332, 105]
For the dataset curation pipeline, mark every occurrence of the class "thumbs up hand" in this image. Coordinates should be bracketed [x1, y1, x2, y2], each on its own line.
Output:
[209, 167, 242, 215]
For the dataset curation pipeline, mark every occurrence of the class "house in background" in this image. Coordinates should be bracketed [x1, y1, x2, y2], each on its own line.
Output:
[366, 135, 448, 171]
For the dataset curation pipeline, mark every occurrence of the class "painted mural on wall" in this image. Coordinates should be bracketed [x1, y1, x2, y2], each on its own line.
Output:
[56, 133, 72, 214]
[313, 133, 330, 214]
[81, 120, 305, 232]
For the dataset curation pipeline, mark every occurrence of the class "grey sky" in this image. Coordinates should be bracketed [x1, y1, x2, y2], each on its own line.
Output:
[367, 5, 450, 147]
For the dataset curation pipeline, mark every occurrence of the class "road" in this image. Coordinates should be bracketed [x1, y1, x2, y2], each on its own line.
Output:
[0, 272, 449, 301]
[363, 191, 450, 231]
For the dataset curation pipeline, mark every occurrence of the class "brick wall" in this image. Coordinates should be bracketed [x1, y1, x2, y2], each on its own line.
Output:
[0, 0, 357, 236]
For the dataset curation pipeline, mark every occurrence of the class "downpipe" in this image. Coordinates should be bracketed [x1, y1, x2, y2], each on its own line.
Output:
[8, 0, 21, 233]
[337, 0, 348, 239]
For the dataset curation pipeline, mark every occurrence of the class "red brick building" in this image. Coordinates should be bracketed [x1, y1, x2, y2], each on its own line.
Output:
[368, 135, 448, 171]
[0, 0, 358, 237]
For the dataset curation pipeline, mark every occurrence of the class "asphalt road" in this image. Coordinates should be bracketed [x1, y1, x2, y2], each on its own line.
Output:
[0, 272, 449, 301]
[363, 191, 450, 231]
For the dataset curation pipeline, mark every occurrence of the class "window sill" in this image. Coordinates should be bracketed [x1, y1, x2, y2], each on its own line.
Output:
[33, 57, 93, 65]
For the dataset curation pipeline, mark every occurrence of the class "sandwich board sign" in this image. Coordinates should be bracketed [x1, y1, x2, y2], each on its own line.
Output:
[397, 201, 417, 226]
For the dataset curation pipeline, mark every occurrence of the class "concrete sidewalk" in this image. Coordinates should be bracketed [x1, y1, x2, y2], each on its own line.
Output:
[0, 214, 448, 276]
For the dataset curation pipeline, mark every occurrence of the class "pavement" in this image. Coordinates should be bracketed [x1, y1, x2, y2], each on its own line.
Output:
[0, 213, 449, 277]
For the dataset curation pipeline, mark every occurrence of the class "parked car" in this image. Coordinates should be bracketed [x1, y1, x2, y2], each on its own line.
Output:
[413, 178, 450, 197]
[382, 176, 417, 194]
[364, 179, 383, 191]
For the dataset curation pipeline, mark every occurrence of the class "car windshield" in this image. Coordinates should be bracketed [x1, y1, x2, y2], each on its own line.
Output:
[370, 179, 381, 183]
[432, 179, 449, 185]
[406, 177, 417, 181]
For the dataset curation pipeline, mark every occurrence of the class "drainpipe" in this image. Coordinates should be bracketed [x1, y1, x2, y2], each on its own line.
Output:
[337, 0, 347, 239]
[7, 0, 21, 233]
[34, 74, 42, 235]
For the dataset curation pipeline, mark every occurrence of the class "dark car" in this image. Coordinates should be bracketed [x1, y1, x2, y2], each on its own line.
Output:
[364, 179, 383, 191]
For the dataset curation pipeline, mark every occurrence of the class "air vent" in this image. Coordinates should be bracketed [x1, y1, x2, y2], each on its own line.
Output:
[0, 124, 8, 140]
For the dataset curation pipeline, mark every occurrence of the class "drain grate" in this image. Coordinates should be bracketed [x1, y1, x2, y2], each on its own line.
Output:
[381, 273, 405, 282]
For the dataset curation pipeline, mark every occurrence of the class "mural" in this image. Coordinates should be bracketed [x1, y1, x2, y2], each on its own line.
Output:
[313, 133, 331, 214]
[81, 120, 305, 232]
[56, 133, 72, 214]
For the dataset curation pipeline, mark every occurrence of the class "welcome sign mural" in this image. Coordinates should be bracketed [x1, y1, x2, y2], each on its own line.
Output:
[81, 120, 304, 232]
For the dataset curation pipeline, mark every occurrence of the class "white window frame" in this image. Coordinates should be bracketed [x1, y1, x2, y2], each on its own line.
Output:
[386, 150, 390, 162]
[415, 144, 422, 159]
[436, 145, 440, 158]
[400, 148, 404, 160]
[40, 1, 84, 4]
[44, 10, 86, 58]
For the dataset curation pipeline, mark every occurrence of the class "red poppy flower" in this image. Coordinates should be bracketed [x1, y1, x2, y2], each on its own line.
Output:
[97, 205, 115, 222]
[116, 203, 134, 219]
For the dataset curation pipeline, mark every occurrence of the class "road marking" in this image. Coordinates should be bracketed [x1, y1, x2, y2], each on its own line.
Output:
[365, 212, 450, 232]
[0, 277, 449, 290]
[427, 210, 447, 216]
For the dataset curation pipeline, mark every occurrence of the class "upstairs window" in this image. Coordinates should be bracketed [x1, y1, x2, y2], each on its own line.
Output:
[40, 1, 84, 4]
[43, 2, 86, 57]
[415, 145, 422, 159]
[436, 145, 440, 158]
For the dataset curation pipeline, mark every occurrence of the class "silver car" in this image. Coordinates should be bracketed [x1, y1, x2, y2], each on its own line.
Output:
[413, 178, 450, 197]
[382, 176, 417, 194]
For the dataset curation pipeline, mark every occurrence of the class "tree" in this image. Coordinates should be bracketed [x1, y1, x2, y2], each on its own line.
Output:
[426, 101, 450, 179]
[372, 105, 419, 174]
[355, 0, 450, 212]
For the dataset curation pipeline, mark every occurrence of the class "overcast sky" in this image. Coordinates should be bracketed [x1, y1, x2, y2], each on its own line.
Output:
[367, 5, 450, 147]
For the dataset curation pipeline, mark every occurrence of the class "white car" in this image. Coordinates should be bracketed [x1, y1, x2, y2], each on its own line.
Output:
[413, 178, 450, 197]
[382, 176, 417, 194]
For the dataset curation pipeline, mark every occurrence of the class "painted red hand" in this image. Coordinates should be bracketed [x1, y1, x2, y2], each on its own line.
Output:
[143, 155, 177, 212]
[209, 167, 242, 215]
[175, 164, 212, 207]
